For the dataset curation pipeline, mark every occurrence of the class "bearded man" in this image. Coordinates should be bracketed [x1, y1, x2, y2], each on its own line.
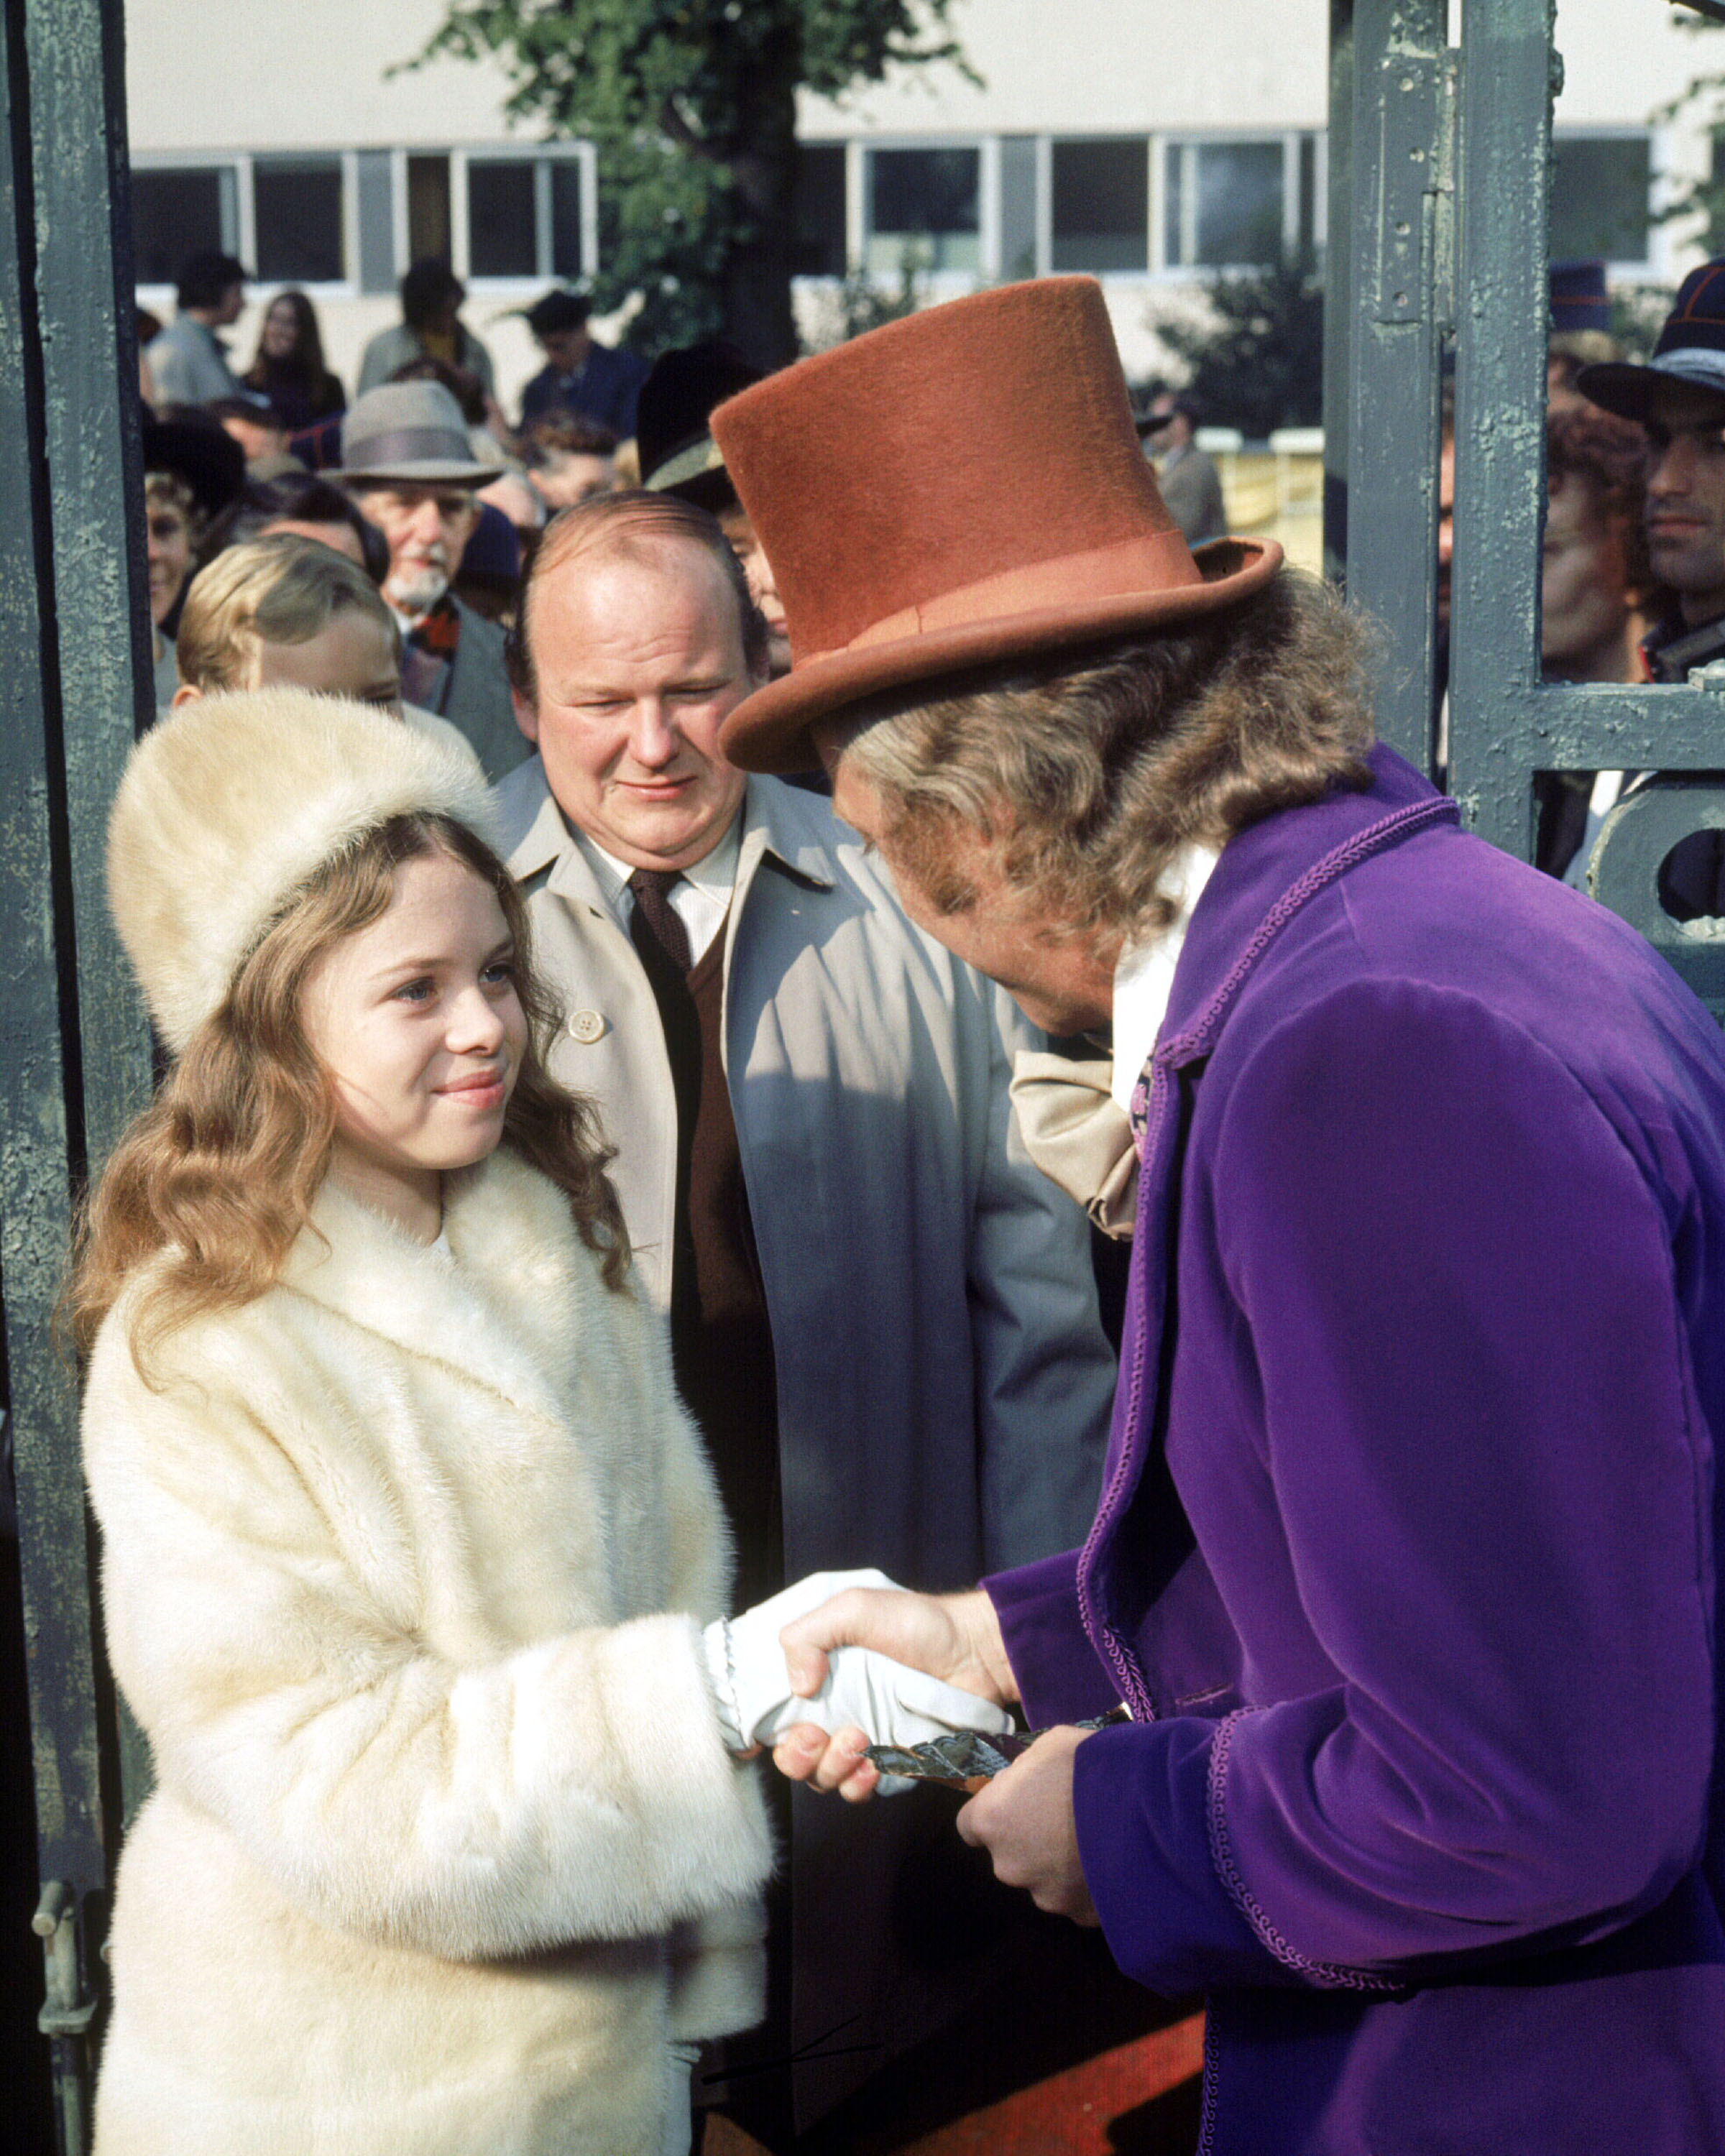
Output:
[712, 280, 1725, 2156]
[333, 382, 525, 781]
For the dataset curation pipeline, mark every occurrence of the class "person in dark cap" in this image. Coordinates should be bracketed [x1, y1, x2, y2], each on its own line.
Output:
[1548, 259, 1619, 413]
[518, 287, 648, 438]
[141, 406, 247, 706]
[147, 251, 249, 407]
[1136, 388, 1228, 545]
[1581, 257, 1725, 681]
[356, 258, 498, 409]
[640, 341, 790, 674]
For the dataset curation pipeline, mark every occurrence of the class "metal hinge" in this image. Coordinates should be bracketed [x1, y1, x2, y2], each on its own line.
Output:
[1361, 37, 1460, 338]
[33, 1881, 96, 2040]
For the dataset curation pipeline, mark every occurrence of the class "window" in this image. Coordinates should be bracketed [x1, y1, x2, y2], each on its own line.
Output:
[408, 155, 452, 265]
[1052, 139, 1149, 274]
[131, 165, 237, 287]
[462, 154, 590, 282]
[548, 160, 584, 279]
[794, 144, 847, 278]
[467, 160, 537, 279]
[866, 147, 980, 275]
[1550, 134, 1650, 266]
[254, 159, 344, 285]
[1165, 140, 1286, 268]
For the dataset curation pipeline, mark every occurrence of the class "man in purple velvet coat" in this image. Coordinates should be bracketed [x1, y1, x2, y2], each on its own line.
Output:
[704, 277, 1725, 2153]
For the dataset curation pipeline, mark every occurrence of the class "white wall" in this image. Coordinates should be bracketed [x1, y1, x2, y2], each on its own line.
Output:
[125, 0, 515, 152]
[126, 0, 1724, 418]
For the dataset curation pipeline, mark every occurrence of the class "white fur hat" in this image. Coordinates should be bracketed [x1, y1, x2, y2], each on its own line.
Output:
[108, 690, 497, 1052]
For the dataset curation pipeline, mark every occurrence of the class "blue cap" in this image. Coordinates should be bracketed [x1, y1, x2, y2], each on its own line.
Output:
[1550, 259, 1611, 336]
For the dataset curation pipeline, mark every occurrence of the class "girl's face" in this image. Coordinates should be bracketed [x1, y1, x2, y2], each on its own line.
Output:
[262, 299, 300, 361]
[300, 850, 528, 1237]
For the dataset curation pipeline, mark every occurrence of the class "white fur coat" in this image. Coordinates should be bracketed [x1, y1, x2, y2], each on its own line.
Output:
[83, 1149, 773, 2156]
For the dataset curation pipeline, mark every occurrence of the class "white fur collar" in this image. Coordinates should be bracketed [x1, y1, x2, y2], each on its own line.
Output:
[280, 1148, 598, 1427]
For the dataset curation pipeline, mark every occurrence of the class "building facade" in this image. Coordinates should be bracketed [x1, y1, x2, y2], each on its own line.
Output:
[125, 0, 1717, 420]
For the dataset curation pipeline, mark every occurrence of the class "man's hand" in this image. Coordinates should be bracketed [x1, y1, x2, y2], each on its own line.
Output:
[770, 1587, 1018, 1802]
[955, 1726, 1098, 1925]
[779, 1585, 1018, 1705]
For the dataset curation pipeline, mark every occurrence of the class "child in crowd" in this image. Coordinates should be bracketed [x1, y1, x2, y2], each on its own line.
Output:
[172, 532, 471, 760]
[71, 693, 777, 2155]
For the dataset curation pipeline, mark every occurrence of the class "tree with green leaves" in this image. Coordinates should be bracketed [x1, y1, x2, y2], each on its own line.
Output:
[1149, 247, 1325, 442]
[413, 1, 971, 365]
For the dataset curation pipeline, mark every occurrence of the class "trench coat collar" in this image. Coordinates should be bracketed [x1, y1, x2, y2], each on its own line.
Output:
[280, 1146, 586, 1431]
[1155, 744, 1460, 1072]
[498, 754, 837, 925]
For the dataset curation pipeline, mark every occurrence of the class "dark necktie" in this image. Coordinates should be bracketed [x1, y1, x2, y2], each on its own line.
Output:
[627, 867, 693, 975]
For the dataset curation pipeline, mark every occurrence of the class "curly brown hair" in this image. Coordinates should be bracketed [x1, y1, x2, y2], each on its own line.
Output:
[832, 568, 1375, 941]
[1546, 403, 1654, 602]
[67, 811, 630, 1378]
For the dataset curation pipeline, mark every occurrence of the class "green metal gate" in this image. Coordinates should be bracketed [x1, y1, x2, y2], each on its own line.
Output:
[1330, 0, 1725, 1010]
[3, 2, 1724, 2149]
[0, 1, 155, 2146]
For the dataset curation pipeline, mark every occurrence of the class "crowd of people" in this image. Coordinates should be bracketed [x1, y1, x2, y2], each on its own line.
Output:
[63, 236, 1725, 2156]
[137, 250, 791, 788]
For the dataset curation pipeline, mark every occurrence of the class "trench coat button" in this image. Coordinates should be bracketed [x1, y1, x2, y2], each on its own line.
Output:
[567, 1009, 607, 1044]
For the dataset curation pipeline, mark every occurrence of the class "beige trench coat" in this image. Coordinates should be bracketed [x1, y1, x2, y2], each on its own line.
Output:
[497, 760, 1118, 2127]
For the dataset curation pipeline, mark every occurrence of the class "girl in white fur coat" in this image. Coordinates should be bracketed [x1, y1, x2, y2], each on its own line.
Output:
[71, 690, 775, 2156]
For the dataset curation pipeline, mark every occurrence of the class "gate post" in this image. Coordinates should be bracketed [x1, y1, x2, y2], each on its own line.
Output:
[0, 0, 153, 2145]
[1344, 0, 1453, 770]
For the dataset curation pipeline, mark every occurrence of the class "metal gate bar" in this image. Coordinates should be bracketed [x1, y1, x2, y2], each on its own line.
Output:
[0, 0, 152, 2146]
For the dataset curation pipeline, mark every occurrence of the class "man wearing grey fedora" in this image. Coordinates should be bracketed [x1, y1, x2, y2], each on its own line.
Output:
[332, 380, 527, 781]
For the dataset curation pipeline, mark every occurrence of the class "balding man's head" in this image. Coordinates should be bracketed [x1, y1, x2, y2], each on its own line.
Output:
[507, 493, 770, 872]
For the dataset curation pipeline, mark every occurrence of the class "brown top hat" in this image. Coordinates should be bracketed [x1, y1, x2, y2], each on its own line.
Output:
[710, 277, 1282, 773]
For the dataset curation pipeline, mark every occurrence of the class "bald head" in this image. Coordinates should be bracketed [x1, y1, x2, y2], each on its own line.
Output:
[506, 489, 770, 707]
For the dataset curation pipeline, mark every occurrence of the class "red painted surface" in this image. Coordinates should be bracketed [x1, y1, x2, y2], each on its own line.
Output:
[895, 2012, 1205, 2155]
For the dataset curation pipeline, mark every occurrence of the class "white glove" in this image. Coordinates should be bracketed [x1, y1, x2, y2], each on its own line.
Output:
[702, 1569, 1013, 1760]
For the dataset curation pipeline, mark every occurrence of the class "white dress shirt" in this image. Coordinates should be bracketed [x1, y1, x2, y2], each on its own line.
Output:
[1109, 842, 1220, 1115]
[576, 809, 743, 965]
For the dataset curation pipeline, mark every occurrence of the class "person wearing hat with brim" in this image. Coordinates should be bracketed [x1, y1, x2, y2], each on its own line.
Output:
[1136, 387, 1228, 546]
[518, 286, 650, 440]
[713, 277, 1725, 2155]
[637, 341, 792, 677]
[142, 406, 247, 707]
[332, 380, 528, 783]
[1581, 258, 1725, 683]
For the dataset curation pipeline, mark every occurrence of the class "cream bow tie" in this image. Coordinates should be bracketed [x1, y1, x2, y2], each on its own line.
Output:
[1010, 1049, 1138, 1240]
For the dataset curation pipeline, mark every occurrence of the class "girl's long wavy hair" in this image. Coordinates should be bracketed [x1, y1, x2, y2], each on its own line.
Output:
[67, 812, 630, 1379]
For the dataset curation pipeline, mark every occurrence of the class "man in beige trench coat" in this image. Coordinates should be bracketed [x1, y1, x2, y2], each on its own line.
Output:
[492, 492, 1119, 2148]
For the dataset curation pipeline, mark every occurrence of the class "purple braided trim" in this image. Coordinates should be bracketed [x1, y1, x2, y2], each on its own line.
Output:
[1195, 1998, 1220, 2156]
[1205, 1709, 1401, 1994]
[1163, 796, 1460, 1068]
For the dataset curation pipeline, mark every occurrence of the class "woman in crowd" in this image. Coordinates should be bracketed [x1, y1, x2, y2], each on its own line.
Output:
[70, 691, 778, 2155]
[144, 469, 199, 707]
[243, 287, 346, 431]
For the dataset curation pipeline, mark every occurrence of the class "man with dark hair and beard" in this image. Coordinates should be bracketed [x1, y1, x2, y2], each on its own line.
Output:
[714, 278, 1725, 2156]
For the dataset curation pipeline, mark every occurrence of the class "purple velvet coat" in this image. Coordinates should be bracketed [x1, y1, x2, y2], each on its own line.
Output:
[986, 748, 1725, 2154]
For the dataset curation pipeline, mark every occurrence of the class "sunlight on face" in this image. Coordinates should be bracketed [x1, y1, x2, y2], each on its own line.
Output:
[300, 850, 528, 1239]
[515, 542, 757, 871]
[250, 612, 402, 711]
[820, 734, 1121, 1038]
